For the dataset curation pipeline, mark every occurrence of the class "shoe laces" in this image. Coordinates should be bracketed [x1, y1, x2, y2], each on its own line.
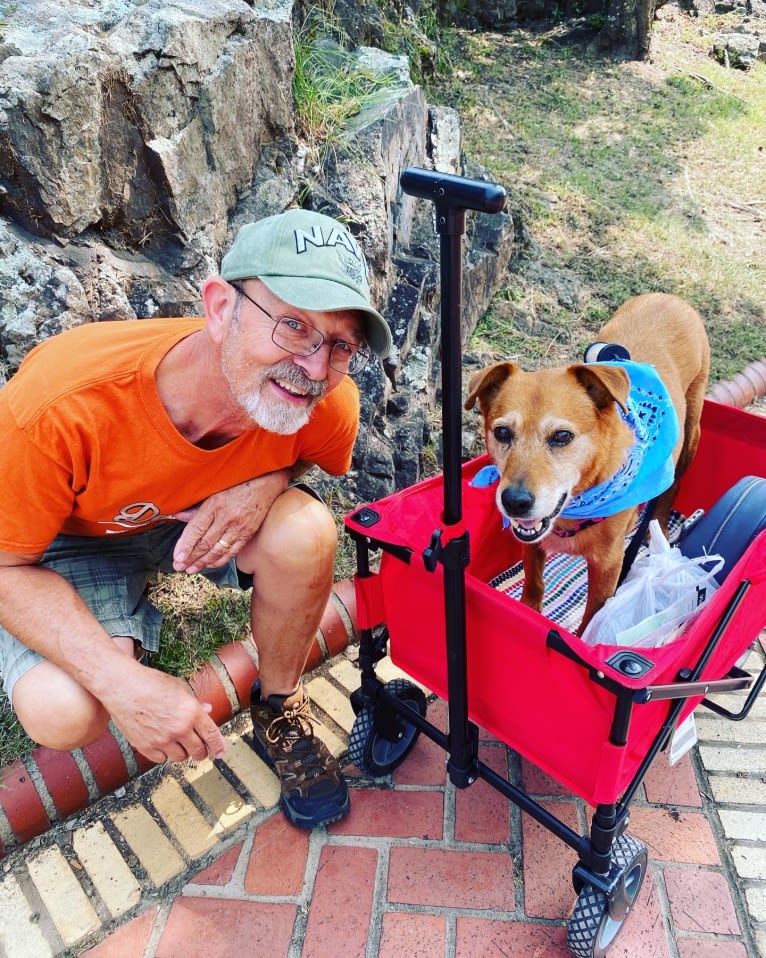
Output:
[265, 696, 315, 752]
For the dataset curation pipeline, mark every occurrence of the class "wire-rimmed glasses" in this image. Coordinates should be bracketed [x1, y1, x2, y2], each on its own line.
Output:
[231, 284, 371, 376]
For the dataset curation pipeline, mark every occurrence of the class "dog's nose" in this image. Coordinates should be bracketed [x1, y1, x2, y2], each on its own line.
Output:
[501, 485, 535, 517]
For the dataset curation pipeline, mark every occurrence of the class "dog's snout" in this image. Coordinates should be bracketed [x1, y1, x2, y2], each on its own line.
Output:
[501, 485, 535, 517]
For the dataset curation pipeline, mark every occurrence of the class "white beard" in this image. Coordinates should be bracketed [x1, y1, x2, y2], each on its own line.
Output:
[240, 388, 313, 435]
[222, 333, 326, 435]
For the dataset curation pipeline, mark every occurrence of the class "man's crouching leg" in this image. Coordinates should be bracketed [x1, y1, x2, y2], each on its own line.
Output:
[237, 485, 350, 828]
[10, 636, 138, 751]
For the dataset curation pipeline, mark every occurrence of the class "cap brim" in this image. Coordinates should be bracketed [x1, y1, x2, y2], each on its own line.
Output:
[258, 275, 392, 360]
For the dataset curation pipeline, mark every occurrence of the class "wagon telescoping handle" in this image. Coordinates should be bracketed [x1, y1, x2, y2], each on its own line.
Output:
[400, 167, 507, 215]
[400, 167, 507, 526]
[400, 168, 507, 789]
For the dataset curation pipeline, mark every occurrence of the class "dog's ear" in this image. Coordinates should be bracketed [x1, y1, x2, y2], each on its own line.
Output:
[571, 364, 631, 414]
[464, 362, 520, 411]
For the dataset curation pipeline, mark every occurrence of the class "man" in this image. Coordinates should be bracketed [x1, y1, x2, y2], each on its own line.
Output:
[0, 208, 391, 829]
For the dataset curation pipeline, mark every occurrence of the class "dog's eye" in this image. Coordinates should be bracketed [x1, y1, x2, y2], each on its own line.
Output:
[549, 430, 574, 448]
[493, 425, 513, 445]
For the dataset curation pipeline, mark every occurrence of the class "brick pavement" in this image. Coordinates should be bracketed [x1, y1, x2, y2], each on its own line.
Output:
[1, 641, 765, 958]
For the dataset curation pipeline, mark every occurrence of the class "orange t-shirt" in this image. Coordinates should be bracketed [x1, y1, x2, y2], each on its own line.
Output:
[0, 318, 360, 552]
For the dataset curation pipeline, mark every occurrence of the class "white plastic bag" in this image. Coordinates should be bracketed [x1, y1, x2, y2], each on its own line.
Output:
[581, 520, 724, 648]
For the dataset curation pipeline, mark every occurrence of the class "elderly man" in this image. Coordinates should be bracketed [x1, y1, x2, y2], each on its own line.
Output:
[0, 209, 390, 828]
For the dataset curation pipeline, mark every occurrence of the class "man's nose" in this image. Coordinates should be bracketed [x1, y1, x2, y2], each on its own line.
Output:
[292, 344, 331, 380]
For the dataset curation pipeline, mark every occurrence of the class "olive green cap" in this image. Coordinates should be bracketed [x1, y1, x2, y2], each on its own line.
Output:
[221, 209, 391, 359]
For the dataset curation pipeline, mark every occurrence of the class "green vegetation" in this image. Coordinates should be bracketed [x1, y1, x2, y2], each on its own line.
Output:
[0, 1, 16, 35]
[380, 3, 456, 81]
[427, 16, 766, 380]
[323, 482, 359, 583]
[293, 15, 397, 154]
[0, 689, 34, 769]
[149, 576, 252, 679]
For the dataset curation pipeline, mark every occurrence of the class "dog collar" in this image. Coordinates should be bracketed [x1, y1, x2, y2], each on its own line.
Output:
[552, 516, 607, 538]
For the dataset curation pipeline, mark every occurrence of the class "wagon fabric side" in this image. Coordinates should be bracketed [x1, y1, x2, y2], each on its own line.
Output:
[349, 400, 766, 807]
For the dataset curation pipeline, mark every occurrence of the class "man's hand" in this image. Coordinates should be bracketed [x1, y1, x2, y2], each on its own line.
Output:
[172, 469, 291, 573]
[101, 663, 226, 763]
[0, 555, 226, 763]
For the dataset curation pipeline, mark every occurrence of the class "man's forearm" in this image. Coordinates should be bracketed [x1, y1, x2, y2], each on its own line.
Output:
[0, 563, 131, 698]
[172, 467, 292, 573]
[0, 561, 227, 760]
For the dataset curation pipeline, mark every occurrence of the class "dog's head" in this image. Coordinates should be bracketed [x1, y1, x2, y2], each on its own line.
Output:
[465, 360, 634, 543]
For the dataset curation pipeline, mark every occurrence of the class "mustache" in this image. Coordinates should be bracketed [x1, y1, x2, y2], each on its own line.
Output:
[263, 359, 328, 401]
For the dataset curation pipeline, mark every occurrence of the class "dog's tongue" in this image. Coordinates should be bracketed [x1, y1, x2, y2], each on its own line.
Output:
[516, 519, 541, 531]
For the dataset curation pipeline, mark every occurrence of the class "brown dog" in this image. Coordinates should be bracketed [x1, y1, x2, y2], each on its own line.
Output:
[464, 292, 710, 634]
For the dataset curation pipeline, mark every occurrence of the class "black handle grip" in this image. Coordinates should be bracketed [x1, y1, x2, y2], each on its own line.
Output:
[400, 167, 506, 214]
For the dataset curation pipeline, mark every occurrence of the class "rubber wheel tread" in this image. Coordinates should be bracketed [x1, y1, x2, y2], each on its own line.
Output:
[346, 679, 426, 777]
[567, 834, 647, 958]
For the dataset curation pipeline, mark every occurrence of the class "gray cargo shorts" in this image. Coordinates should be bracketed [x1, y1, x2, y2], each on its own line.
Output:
[0, 522, 243, 706]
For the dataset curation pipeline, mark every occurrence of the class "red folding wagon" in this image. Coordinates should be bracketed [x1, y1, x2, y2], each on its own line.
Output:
[345, 168, 766, 957]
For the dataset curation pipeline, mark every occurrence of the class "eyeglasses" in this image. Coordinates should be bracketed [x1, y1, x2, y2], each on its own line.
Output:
[231, 284, 371, 376]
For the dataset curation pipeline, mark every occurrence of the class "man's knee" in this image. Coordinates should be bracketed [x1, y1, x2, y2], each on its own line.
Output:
[11, 663, 111, 751]
[243, 486, 337, 571]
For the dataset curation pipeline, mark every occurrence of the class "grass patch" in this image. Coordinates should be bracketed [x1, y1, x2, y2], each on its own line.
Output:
[380, 2, 457, 81]
[149, 575, 251, 679]
[322, 481, 360, 583]
[427, 14, 766, 379]
[293, 14, 398, 157]
[0, 687, 35, 770]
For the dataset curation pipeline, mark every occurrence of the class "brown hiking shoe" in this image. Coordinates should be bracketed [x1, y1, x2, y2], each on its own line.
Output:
[249, 681, 350, 828]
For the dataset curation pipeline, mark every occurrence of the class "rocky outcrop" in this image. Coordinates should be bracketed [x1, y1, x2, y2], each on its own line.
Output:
[0, 0, 515, 501]
[679, 0, 766, 66]
[712, 29, 766, 68]
[0, 0, 298, 369]
[0, 1, 297, 312]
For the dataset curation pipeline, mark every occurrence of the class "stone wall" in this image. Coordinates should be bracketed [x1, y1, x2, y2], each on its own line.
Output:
[0, 0, 515, 502]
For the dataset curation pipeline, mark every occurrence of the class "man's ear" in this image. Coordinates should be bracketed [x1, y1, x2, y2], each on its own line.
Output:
[201, 276, 237, 345]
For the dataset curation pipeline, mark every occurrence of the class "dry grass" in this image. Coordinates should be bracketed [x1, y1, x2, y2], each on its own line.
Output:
[148, 575, 251, 678]
[428, 10, 766, 379]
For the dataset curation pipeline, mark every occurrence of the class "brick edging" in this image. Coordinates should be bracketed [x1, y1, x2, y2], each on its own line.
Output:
[0, 578, 358, 858]
[706, 357, 766, 408]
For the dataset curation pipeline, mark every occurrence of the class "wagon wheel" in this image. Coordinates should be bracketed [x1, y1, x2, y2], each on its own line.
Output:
[347, 679, 427, 777]
[567, 834, 648, 958]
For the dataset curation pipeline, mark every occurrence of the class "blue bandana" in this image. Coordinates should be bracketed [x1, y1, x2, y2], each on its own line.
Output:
[470, 360, 679, 519]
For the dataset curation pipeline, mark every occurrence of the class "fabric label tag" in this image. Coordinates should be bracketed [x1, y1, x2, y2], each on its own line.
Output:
[669, 712, 698, 766]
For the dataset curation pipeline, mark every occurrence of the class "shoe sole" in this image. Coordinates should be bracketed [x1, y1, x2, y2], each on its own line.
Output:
[248, 728, 351, 830]
[280, 790, 351, 830]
